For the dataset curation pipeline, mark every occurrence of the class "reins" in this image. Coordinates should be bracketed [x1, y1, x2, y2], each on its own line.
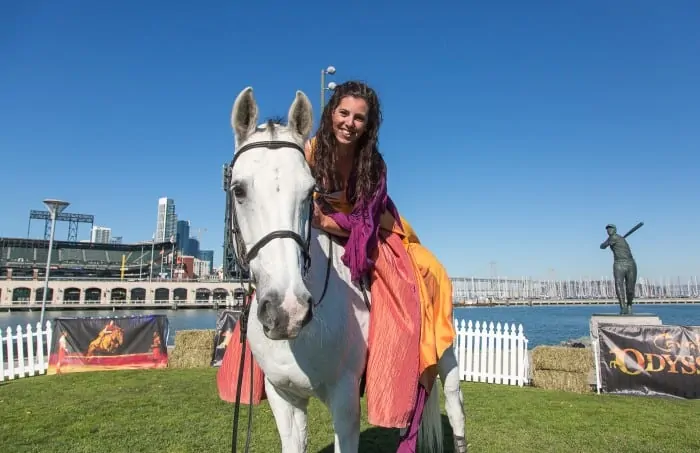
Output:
[230, 280, 254, 453]
[226, 138, 334, 453]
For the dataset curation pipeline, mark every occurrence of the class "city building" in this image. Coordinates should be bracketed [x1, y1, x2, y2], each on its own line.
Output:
[90, 226, 111, 243]
[155, 197, 177, 243]
[176, 220, 190, 253]
[199, 250, 214, 272]
[173, 255, 211, 279]
[193, 257, 211, 277]
[186, 237, 200, 258]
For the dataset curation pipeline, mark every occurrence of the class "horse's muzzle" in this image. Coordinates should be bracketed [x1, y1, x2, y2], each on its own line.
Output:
[257, 291, 312, 340]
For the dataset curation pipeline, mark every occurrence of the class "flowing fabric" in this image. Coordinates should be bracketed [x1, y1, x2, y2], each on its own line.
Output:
[217, 137, 456, 440]
[397, 384, 428, 453]
[313, 138, 456, 428]
[216, 319, 266, 405]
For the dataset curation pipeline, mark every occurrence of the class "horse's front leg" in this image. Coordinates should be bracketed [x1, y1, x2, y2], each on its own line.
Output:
[438, 345, 467, 453]
[327, 374, 361, 453]
[264, 377, 309, 453]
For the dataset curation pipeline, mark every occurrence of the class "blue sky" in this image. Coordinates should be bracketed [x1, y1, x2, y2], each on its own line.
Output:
[2, 1, 698, 280]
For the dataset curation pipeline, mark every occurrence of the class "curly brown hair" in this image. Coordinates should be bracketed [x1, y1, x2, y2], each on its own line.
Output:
[311, 80, 385, 203]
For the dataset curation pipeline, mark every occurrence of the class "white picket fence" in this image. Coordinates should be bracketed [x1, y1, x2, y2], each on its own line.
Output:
[1, 318, 529, 387]
[453, 319, 530, 386]
[0, 321, 54, 381]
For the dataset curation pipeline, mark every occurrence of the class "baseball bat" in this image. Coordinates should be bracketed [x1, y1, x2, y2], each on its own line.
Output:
[622, 222, 644, 239]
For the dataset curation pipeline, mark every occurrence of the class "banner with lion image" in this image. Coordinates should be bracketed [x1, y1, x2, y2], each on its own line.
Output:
[47, 315, 169, 375]
[597, 324, 700, 399]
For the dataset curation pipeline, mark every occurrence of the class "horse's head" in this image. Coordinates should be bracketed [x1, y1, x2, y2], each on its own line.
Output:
[229, 86, 316, 340]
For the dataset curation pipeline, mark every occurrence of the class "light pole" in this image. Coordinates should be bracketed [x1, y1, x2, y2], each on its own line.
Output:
[320, 65, 337, 112]
[169, 235, 175, 280]
[149, 232, 155, 283]
[39, 198, 69, 327]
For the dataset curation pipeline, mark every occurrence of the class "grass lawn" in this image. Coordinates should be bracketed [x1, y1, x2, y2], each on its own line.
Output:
[1, 368, 698, 452]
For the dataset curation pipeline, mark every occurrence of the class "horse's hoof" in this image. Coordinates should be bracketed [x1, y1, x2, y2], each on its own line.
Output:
[454, 435, 468, 453]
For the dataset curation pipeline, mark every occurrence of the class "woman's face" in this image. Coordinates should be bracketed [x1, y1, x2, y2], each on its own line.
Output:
[331, 95, 368, 146]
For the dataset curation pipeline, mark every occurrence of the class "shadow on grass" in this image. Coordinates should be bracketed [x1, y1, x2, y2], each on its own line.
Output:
[317, 415, 456, 453]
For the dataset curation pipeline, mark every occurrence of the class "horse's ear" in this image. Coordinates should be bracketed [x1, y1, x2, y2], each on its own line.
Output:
[288, 90, 313, 140]
[231, 86, 259, 147]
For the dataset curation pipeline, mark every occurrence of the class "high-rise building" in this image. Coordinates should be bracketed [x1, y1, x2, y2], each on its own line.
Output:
[199, 250, 214, 272]
[176, 220, 190, 252]
[156, 197, 177, 243]
[187, 237, 200, 258]
[91, 226, 112, 243]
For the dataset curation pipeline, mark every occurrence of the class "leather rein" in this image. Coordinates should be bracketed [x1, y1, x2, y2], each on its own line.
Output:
[227, 139, 333, 453]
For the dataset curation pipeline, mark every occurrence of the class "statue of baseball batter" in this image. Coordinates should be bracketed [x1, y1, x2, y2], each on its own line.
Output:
[600, 223, 643, 315]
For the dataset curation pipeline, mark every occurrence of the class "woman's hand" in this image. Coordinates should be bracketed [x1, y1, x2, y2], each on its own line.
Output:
[311, 198, 350, 237]
[311, 201, 324, 229]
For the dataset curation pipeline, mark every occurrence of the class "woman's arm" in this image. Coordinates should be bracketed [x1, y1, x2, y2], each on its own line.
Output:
[306, 139, 350, 237]
[312, 199, 350, 237]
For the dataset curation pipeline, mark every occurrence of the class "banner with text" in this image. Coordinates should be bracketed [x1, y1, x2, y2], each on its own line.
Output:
[211, 310, 241, 367]
[598, 324, 700, 399]
[47, 315, 169, 375]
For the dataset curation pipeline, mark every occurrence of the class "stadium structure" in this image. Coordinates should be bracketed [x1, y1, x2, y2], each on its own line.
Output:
[0, 237, 175, 280]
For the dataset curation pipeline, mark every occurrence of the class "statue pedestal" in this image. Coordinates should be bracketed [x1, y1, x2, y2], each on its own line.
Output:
[589, 313, 663, 394]
[589, 313, 663, 347]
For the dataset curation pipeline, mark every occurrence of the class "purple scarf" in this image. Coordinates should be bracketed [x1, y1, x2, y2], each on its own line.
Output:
[321, 169, 402, 283]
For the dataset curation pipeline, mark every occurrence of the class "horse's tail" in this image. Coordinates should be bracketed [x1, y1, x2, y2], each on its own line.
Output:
[418, 382, 444, 453]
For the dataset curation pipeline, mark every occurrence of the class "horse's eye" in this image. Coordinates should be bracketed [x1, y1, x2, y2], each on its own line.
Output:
[232, 183, 246, 198]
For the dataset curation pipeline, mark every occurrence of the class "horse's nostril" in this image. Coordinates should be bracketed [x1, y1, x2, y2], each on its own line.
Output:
[301, 306, 313, 326]
[305, 295, 313, 307]
[258, 297, 278, 330]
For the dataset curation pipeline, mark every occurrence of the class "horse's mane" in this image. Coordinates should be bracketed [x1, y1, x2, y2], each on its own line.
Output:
[265, 116, 285, 126]
[258, 116, 286, 139]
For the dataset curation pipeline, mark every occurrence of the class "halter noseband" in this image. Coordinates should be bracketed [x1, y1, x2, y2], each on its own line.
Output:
[227, 139, 313, 279]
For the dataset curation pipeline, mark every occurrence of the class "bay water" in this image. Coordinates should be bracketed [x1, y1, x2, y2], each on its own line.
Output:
[2, 304, 699, 348]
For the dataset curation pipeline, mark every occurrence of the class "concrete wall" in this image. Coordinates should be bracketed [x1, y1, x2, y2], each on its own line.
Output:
[0, 279, 244, 306]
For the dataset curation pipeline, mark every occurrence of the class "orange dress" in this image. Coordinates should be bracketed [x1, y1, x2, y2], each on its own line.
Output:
[310, 140, 456, 428]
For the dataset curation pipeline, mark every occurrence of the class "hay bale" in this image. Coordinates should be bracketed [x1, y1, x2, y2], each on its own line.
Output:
[169, 329, 216, 369]
[173, 329, 216, 350]
[531, 345, 593, 373]
[169, 347, 213, 368]
[532, 370, 591, 394]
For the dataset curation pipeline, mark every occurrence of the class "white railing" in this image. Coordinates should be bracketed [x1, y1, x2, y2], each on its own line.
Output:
[1, 321, 53, 381]
[453, 319, 529, 386]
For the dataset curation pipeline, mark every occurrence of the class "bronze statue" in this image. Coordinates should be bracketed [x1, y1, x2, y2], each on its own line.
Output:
[600, 222, 643, 315]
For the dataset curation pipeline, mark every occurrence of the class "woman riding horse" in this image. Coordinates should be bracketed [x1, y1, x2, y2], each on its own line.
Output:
[306, 80, 464, 452]
[218, 81, 466, 452]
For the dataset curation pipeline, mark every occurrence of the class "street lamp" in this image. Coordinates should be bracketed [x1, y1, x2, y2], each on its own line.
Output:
[149, 232, 155, 283]
[39, 198, 69, 327]
[320, 65, 337, 112]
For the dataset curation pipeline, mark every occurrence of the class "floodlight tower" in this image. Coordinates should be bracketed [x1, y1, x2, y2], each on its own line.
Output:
[320, 65, 337, 111]
[40, 199, 70, 326]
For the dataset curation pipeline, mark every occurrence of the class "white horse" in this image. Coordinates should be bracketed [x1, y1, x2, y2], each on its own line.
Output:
[228, 86, 467, 453]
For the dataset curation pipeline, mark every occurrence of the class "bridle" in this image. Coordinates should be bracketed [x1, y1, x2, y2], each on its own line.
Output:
[228, 139, 313, 279]
[226, 138, 332, 453]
